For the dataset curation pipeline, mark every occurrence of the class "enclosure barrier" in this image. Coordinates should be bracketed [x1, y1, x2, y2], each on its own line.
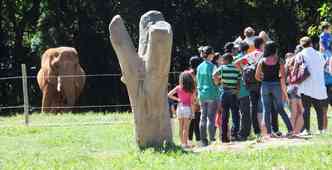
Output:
[0, 64, 181, 126]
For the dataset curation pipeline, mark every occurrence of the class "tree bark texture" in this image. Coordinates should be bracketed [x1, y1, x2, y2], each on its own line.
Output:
[109, 11, 173, 148]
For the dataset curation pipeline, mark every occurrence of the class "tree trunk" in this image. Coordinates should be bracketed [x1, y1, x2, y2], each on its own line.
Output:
[109, 11, 173, 148]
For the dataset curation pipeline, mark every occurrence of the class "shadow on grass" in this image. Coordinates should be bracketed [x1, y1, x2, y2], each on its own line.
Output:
[138, 142, 192, 154]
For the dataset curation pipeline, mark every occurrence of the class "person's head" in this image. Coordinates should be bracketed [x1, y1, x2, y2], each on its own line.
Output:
[321, 21, 331, 33]
[254, 37, 265, 50]
[213, 52, 223, 66]
[239, 42, 250, 54]
[294, 44, 303, 54]
[224, 42, 235, 53]
[285, 52, 294, 60]
[258, 31, 271, 43]
[202, 46, 215, 60]
[179, 71, 195, 93]
[220, 53, 233, 65]
[263, 41, 278, 58]
[198, 46, 205, 58]
[244, 27, 255, 38]
[189, 55, 203, 74]
[300, 36, 312, 48]
[233, 43, 241, 54]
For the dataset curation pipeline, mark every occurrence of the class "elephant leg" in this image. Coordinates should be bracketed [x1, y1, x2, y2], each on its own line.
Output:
[41, 87, 52, 113]
[42, 85, 59, 113]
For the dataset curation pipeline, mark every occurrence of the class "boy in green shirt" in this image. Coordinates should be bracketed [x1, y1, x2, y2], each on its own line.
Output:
[213, 53, 241, 142]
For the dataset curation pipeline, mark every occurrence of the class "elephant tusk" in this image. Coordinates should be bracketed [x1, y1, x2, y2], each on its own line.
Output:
[57, 76, 61, 92]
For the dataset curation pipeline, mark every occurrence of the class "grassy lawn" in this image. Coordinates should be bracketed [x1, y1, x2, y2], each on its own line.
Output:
[0, 113, 331, 170]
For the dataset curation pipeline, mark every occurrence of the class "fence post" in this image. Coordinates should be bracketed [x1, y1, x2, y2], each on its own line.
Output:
[21, 64, 29, 126]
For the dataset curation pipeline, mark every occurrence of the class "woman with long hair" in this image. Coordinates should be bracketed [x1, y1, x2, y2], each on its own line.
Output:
[255, 41, 293, 139]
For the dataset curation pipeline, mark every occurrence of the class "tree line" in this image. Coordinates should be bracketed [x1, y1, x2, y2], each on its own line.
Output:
[0, 0, 330, 115]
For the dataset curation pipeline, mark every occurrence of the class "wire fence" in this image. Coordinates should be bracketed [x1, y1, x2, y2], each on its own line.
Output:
[0, 72, 181, 81]
[0, 64, 181, 126]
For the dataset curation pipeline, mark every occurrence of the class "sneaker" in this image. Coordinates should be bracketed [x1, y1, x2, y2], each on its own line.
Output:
[274, 132, 283, 137]
[210, 140, 217, 145]
[319, 130, 327, 135]
[300, 130, 312, 137]
[271, 132, 282, 138]
[256, 134, 263, 143]
[199, 139, 209, 147]
[181, 144, 193, 149]
[286, 132, 293, 138]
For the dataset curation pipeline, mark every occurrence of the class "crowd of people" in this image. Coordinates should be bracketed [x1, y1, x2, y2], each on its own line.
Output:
[168, 23, 332, 148]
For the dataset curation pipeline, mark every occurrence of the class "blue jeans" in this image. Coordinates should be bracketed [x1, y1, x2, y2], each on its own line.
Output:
[261, 82, 292, 134]
[199, 100, 218, 142]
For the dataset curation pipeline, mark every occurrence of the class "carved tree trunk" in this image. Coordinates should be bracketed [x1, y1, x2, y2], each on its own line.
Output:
[109, 11, 173, 148]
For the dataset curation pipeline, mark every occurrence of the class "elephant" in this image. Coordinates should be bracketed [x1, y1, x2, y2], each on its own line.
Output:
[37, 47, 86, 113]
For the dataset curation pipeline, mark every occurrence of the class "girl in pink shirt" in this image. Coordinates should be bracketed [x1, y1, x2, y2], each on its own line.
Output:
[168, 71, 195, 148]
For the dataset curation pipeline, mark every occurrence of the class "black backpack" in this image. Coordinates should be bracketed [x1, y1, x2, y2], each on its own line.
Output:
[242, 63, 260, 92]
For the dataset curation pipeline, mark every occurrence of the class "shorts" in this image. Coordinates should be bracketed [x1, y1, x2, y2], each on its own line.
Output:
[176, 104, 192, 118]
[288, 86, 301, 100]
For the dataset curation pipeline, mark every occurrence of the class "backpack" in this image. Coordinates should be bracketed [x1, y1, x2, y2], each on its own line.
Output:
[242, 52, 263, 92]
[243, 64, 260, 92]
[286, 54, 310, 84]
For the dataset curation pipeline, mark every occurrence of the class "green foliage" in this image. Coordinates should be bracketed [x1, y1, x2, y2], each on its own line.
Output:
[0, 1, 330, 114]
[318, 2, 332, 21]
[307, 25, 320, 37]
[307, 2, 332, 37]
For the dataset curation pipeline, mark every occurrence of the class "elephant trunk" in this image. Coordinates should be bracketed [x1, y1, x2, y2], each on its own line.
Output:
[60, 76, 77, 107]
[57, 76, 62, 92]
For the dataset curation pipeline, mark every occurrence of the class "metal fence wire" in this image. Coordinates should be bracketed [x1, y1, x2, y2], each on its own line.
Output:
[0, 64, 181, 125]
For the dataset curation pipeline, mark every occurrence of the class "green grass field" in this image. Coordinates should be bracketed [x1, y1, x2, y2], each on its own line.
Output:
[0, 113, 331, 170]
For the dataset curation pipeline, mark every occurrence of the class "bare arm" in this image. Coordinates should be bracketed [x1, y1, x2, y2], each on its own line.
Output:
[168, 86, 179, 102]
[320, 42, 325, 53]
[279, 64, 288, 101]
[255, 62, 263, 81]
[213, 68, 222, 86]
[234, 58, 244, 71]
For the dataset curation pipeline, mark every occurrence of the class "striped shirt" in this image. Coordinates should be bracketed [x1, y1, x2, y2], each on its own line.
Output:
[216, 64, 241, 90]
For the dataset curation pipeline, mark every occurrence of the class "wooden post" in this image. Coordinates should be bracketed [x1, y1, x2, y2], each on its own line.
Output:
[21, 64, 29, 125]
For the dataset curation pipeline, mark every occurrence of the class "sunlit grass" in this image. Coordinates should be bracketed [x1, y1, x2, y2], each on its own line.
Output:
[0, 112, 331, 169]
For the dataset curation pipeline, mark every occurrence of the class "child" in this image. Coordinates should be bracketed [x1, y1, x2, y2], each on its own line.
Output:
[213, 53, 241, 142]
[168, 83, 177, 118]
[188, 56, 203, 144]
[212, 52, 224, 141]
[285, 52, 304, 136]
[168, 71, 196, 148]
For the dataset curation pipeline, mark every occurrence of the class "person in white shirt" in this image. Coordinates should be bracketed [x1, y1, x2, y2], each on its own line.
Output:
[298, 36, 328, 135]
[243, 27, 257, 53]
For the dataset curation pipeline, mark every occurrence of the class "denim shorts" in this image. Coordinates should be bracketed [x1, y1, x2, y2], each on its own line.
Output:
[287, 86, 301, 100]
[176, 104, 192, 118]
